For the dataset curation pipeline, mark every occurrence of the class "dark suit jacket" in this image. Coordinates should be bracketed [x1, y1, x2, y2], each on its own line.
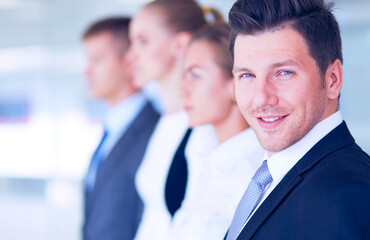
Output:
[83, 102, 159, 240]
[236, 121, 370, 240]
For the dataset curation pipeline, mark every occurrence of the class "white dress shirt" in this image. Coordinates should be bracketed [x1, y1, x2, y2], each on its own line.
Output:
[244, 111, 343, 226]
[166, 126, 264, 240]
[134, 111, 189, 240]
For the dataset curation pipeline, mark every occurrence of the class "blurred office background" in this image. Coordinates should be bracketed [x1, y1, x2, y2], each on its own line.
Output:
[0, 0, 369, 239]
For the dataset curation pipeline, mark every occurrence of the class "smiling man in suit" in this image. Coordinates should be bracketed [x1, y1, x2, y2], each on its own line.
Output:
[82, 17, 159, 240]
[225, 0, 370, 239]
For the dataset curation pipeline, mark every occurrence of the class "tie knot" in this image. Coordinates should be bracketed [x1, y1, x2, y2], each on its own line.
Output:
[252, 160, 273, 186]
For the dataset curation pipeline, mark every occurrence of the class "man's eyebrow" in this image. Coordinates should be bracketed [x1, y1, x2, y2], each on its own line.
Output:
[232, 59, 301, 75]
[232, 66, 252, 75]
[271, 59, 300, 69]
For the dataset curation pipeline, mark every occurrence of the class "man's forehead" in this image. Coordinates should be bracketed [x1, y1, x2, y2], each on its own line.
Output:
[234, 28, 309, 58]
[232, 28, 315, 75]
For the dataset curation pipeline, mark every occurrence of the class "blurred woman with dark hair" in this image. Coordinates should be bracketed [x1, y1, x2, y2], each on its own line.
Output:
[166, 21, 264, 240]
[128, 1, 209, 239]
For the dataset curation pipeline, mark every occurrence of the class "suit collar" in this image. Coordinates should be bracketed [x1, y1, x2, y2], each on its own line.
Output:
[237, 121, 355, 239]
[90, 102, 158, 199]
[266, 111, 343, 184]
[104, 91, 147, 135]
[294, 121, 354, 175]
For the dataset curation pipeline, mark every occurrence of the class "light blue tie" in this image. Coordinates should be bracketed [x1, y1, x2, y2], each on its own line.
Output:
[85, 130, 109, 192]
[226, 160, 273, 240]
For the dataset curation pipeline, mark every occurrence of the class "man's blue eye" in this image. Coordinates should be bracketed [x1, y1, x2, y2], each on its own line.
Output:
[242, 73, 254, 78]
[280, 70, 292, 75]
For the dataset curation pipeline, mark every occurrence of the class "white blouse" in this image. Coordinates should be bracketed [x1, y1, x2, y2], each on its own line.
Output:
[134, 111, 189, 240]
[166, 127, 264, 240]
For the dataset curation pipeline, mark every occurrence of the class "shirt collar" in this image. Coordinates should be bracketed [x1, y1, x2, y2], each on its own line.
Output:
[210, 128, 262, 160]
[265, 111, 343, 182]
[209, 128, 264, 169]
[104, 91, 146, 136]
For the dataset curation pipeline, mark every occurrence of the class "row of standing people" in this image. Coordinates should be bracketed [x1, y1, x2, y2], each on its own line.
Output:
[82, 0, 370, 240]
[82, 1, 249, 239]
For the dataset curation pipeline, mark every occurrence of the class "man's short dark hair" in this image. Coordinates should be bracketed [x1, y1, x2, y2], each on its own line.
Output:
[228, 0, 342, 77]
[83, 17, 131, 55]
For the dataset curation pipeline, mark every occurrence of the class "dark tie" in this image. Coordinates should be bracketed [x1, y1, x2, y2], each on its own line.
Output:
[226, 160, 273, 240]
[164, 128, 192, 216]
[85, 130, 109, 192]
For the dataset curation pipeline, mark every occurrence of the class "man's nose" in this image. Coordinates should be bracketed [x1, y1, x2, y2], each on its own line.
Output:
[252, 77, 278, 107]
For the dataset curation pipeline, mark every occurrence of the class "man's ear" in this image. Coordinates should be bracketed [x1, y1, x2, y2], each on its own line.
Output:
[171, 31, 192, 59]
[325, 59, 343, 100]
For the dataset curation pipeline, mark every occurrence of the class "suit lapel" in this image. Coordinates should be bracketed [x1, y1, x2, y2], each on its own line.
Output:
[237, 122, 355, 239]
[93, 126, 136, 191]
[90, 103, 157, 203]
[237, 167, 302, 239]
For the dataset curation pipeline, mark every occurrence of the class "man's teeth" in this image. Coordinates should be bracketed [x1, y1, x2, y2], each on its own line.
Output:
[262, 117, 283, 122]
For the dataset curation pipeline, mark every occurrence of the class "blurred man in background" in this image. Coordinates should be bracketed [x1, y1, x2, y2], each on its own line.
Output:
[82, 17, 159, 240]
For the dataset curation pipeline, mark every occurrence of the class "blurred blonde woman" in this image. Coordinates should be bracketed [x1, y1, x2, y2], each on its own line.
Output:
[166, 22, 264, 240]
[128, 0, 209, 239]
